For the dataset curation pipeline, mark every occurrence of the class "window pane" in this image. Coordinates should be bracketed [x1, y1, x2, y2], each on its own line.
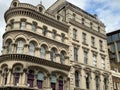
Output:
[74, 47, 78, 61]
[17, 41, 24, 54]
[37, 72, 43, 80]
[40, 46, 45, 58]
[29, 43, 35, 55]
[112, 34, 118, 41]
[111, 44, 115, 53]
[73, 29, 77, 39]
[117, 42, 120, 51]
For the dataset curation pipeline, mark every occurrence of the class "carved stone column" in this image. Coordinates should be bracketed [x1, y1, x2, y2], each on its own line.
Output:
[24, 44, 29, 54]
[22, 69, 27, 86]
[90, 72, 95, 90]
[0, 70, 2, 86]
[80, 69, 86, 89]
[7, 68, 12, 85]
[35, 47, 40, 57]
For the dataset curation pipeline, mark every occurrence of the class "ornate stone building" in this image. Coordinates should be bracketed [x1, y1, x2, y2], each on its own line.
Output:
[107, 29, 120, 90]
[0, 0, 112, 90]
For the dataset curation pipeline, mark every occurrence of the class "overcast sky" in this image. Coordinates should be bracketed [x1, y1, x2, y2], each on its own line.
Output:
[0, 0, 120, 55]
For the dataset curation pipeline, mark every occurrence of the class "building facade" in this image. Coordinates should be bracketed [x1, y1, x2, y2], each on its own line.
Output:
[0, 0, 112, 90]
[107, 30, 120, 90]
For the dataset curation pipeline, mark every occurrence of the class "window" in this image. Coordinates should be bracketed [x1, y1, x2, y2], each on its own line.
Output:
[104, 78, 108, 90]
[86, 73, 90, 89]
[111, 44, 115, 53]
[7, 41, 12, 54]
[96, 76, 100, 90]
[32, 22, 37, 32]
[10, 19, 14, 29]
[3, 67, 8, 85]
[84, 51, 88, 64]
[27, 70, 34, 87]
[102, 58, 105, 69]
[74, 47, 78, 61]
[16, 40, 24, 54]
[50, 48, 56, 61]
[73, 13, 76, 20]
[75, 71, 79, 87]
[20, 19, 26, 30]
[93, 54, 97, 67]
[107, 36, 112, 43]
[52, 30, 56, 39]
[37, 72, 43, 89]
[29, 43, 35, 56]
[57, 15, 61, 21]
[42, 26, 47, 36]
[40, 46, 46, 58]
[73, 29, 77, 40]
[59, 76, 64, 90]
[13, 66, 21, 85]
[117, 42, 120, 51]
[60, 51, 65, 64]
[82, 18, 85, 25]
[90, 22, 93, 29]
[99, 40, 103, 50]
[13, 2, 17, 7]
[61, 33, 65, 42]
[51, 75, 57, 90]
[98, 26, 100, 32]
[112, 34, 118, 41]
[91, 36, 95, 47]
[82, 33, 86, 44]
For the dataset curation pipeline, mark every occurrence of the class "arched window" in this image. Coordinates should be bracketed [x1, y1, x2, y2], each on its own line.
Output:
[50, 48, 56, 61]
[86, 73, 90, 89]
[60, 52, 65, 64]
[27, 70, 34, 87]
[40, 46, 46, 58]
[75, 71, 79, 87]
[13, 66, 21, 85]
[3, 67, 8, 85]
[13, 2, 17, 7]
[104, 77, 108, 90]
[37, 72, 44, 89]
[39, 7, 43, 12]
[29, 42, 35, 55]
[16, 40, 24, 54]
[7, 41, 12, 54]
[96, 76, 100, 90]
[59, 76, 63, 90]
[51, 75, 57, 90]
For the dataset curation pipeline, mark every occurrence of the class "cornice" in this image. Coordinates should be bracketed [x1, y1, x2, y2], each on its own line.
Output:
[0, 54, 71, 71]
[66, 5, 105, 27]
[4, 7, 69, 32]
[3, 30, 69, 47]
[69, 19, 106, 39]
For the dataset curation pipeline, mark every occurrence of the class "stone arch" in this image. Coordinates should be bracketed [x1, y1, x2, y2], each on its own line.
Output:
[27, 65, 49, 75]
[4, 36, 13, 45]
[29, 37, 39, 47]
[51, 70, 68, 77]
[50, 45, 59, 54]
[14, 34, 27, 43]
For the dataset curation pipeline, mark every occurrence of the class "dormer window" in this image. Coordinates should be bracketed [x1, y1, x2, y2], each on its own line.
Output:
[13, 2, 17, 7]
[39, 7, 43, 12]
[90, 22, 93, 29]
[82, 18, 85, 25]
[57, 15, 60, 21]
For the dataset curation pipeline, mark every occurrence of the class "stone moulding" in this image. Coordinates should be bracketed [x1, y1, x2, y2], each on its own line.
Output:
[4, 7, 69, 32]
[0, 54, 71, 71]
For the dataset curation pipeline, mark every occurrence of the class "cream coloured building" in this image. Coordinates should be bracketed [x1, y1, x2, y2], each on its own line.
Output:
[0, 0, 112, 90]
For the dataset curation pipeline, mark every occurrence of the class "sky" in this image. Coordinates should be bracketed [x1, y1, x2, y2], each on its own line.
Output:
[0, 0, 120, 54]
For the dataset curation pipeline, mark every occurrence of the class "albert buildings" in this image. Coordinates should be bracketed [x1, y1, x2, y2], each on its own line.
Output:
[0, 0, 113, 90]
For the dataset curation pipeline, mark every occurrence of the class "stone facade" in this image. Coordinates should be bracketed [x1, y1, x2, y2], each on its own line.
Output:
[107, 29, 120, 90]
[0, 0, 112, 90]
